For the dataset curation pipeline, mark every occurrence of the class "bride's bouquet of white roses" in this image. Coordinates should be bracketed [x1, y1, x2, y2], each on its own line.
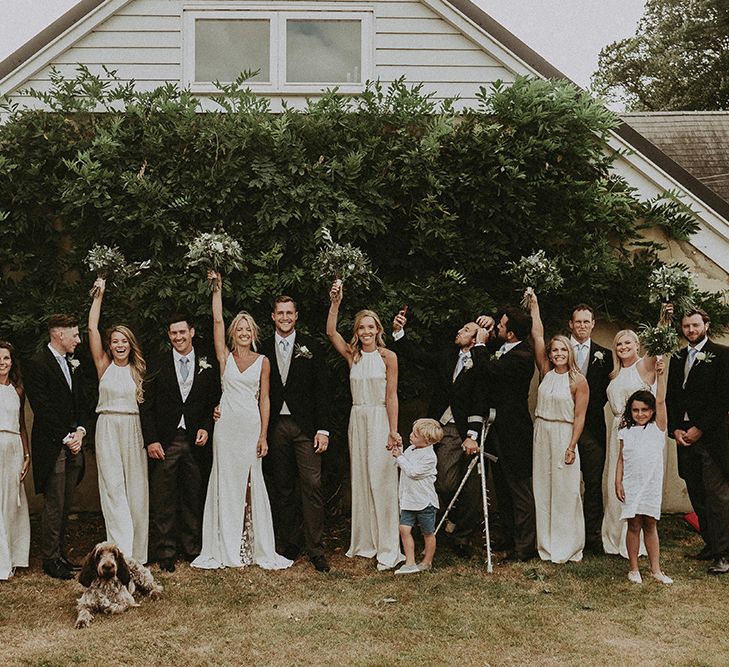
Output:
[506, 250, 564, 309]
[314, 227, 375, 290]
[84, 244, 152, 297]
[647, 263, 697, 318]
[184, 231, 245, 289]
[638, 322, 681, 357]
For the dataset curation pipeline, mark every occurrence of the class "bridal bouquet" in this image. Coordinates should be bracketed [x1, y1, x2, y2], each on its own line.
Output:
[506, 250, 564, 309]
[638, 322, 681, 357]
[84, 244, 152, 297]
[314, 227, 374, 290]
[184, 231, 245, 288]
[647, 264, 697, 317]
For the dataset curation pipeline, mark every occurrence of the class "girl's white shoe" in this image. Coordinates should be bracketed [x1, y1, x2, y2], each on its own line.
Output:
[651, 571, 673, 585]
[628, 570, 642, 584]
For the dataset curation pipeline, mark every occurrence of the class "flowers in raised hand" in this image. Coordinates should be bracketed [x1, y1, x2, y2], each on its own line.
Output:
[314, 226, 375, 289]
[648, 264, 697, 316]
[638, 323, 681, 357]
[84, 244, 152, 296]
[184, 231, 245, 289]
[506, 250, 563, 309]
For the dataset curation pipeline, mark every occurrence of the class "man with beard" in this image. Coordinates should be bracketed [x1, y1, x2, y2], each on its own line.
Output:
[667, 309, 729, 573]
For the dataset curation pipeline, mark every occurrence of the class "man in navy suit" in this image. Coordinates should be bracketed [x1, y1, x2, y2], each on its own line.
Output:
[25, 314, 89, 579]
[140, 314, 220, 572]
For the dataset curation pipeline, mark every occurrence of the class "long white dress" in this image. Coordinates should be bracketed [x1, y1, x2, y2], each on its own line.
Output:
[193, 354, 291, 570]
[603, 359, 651, 557]
[533, 370, 584, 563]
[95, 363, 149, 562]
[619, 422, 665, 521]
[0, 383, 30, 579]
[346, 350, 404, 570]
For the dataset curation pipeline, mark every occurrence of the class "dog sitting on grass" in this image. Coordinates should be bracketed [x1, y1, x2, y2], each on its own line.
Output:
[75, 541, 162, 629]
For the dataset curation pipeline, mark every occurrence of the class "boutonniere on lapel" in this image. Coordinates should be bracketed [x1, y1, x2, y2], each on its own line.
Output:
[463, 356, 473, 370]
[494, 350, 504, 360]
[68, 357, 80, 373]
[198, 356, 211, 373]
[695, 351, 714, 365]
[592, 351, 604, 365]
[294, 344, 313, 359]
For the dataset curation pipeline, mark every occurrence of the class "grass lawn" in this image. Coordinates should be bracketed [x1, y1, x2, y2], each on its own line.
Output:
[1, 513, 728, 667]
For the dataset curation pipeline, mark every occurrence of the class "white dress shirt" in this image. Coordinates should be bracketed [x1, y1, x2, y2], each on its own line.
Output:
[396, 445, 439, 511]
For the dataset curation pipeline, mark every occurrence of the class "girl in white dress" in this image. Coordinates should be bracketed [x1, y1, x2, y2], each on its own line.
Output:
[529, 292, 589, 563]
[192, 271, 291, 570]
[88, 278, 149, 562]
[603, 330, 656, 557]
[615, 357, 672, 584]
[327, 281, 404, 571]
[0, 341, 30, 580]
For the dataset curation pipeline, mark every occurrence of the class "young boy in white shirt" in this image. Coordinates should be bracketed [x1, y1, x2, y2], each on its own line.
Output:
[391, 418, 443, 574]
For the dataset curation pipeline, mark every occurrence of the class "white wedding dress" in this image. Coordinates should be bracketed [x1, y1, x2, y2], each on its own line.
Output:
[193, 354, 291, 570]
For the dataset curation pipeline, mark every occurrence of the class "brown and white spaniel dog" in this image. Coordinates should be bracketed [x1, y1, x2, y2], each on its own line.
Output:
[75, 542, 162, 629]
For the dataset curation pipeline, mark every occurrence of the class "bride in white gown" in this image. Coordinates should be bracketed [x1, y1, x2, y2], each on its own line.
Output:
[192, 272, 291, 571]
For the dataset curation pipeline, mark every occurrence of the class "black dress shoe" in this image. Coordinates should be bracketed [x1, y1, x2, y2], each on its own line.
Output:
[282, 545, 300, 561]
[158, 557, 176, 573]
[686, 545, 713, 561]
[60, 555, 81, 572]
[43, 558, 74, 580]
[708, 556, 729, 575]
[311, 555, 330, 573]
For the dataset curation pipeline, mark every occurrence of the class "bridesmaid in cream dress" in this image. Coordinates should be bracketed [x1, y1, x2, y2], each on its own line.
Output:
[88, 278, 149, 562]
[602, 329, 655, 558]
[0, 341, 30, 580]
[529, 292, 589, 563]
[327, 281, 404, 571]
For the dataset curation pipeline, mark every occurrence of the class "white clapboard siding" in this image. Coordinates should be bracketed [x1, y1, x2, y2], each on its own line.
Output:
[81, 31, 181, 48]
[55, 47, 181, 65]
[377, 49, 497, 67]
[94, 15, 180, 32]
[116, 0, 180, 16]
[31, 63, 181, 81]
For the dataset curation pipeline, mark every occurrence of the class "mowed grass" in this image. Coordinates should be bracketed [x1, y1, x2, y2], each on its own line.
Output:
[2, 514, 729, 667]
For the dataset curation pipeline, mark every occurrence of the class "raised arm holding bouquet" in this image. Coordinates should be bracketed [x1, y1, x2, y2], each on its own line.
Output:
[506, 250, 564, 310]
[84, 245, 151, 297]
[184, 231, 245, 289]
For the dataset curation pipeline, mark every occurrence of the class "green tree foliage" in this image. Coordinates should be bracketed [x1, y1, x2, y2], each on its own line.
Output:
[592, 0, 729, 110]
[0, 69, 723, 366]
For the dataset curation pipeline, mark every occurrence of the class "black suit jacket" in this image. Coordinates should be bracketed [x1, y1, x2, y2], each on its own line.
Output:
[391, 335, 490, 441]
[139, 349, 221, 469]
[25, 347, 89, 493]
[581, 340, 612, 446]
[667, 339, 729, 477]
[479, 342, 535, 478]
[261, 333, 331, 439]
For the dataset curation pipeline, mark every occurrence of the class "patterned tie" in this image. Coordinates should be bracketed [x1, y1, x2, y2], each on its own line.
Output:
[280, 339, 290, 353]
[179, 357, 190, 382]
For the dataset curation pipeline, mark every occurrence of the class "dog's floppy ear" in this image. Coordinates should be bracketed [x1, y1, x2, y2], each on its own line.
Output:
[116, 547, 131, 586]
[78, 547, 99, 588]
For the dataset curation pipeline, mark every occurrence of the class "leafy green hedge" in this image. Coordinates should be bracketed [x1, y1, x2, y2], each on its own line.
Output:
[0, 70, 723, 383]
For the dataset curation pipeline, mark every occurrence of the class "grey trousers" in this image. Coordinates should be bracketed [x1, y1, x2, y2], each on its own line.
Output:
[41, 447, 83, 560]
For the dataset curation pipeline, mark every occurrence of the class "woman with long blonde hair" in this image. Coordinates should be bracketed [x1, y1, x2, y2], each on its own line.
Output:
[88, 278, 149, 562]
[529, 292, 589, 563]
[327, 281, 404, 571]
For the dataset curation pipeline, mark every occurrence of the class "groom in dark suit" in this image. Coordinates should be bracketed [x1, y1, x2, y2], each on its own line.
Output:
[568, 304, 613, 553]
[140, 314, 220, 572]
[25, 314, 89, 579]
[666, 308, 729, 573]
[262, 296, 331, 572]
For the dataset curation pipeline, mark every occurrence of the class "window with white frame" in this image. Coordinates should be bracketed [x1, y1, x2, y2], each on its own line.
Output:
[183, 5, 374, 94]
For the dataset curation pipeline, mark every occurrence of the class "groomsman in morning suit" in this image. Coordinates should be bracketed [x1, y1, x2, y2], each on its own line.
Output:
[391, 312, 492, 557]
[666, 308, 729, 574]
[568, 304, 613, 553]
[262, 296, 332, 572]
[476, 306, 537, 561]
[25, 314, 89, 579]
[140, 314, 220, 572]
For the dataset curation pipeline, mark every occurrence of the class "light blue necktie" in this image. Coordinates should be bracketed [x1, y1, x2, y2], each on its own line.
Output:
[179, 357, 190, 382]
[57, 355, 72, 388]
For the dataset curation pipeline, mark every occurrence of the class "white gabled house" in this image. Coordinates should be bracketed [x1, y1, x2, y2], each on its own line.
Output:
[3, 0, 728, 512]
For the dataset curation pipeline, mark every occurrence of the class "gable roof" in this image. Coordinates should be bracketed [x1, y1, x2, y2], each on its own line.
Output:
[2, 0, 729, 228]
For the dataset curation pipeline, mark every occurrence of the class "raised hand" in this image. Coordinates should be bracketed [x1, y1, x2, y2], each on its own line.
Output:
[208, 270, 222, 292]
[393, 310, 407, 332]
[92, 277, 106, 298]
[329, 279, 343, 305]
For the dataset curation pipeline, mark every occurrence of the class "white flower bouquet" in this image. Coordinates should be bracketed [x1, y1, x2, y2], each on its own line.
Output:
[506, 250, 564, 309]
[314, 227, 374, 289]
[184, 231, 245, 289]
[84, 244, 152, 296]
[648, 264, 697, 317]
[638, 322, 681, 357]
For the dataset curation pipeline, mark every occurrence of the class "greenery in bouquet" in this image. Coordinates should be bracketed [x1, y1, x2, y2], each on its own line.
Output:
[647, 264, 697, 316]
[638, 322, 681, 357]
[506, 250, 564, 309]
[184, 231, 245, 288]
[314, 227, 375, 290]
[84, 244, 151, 296]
